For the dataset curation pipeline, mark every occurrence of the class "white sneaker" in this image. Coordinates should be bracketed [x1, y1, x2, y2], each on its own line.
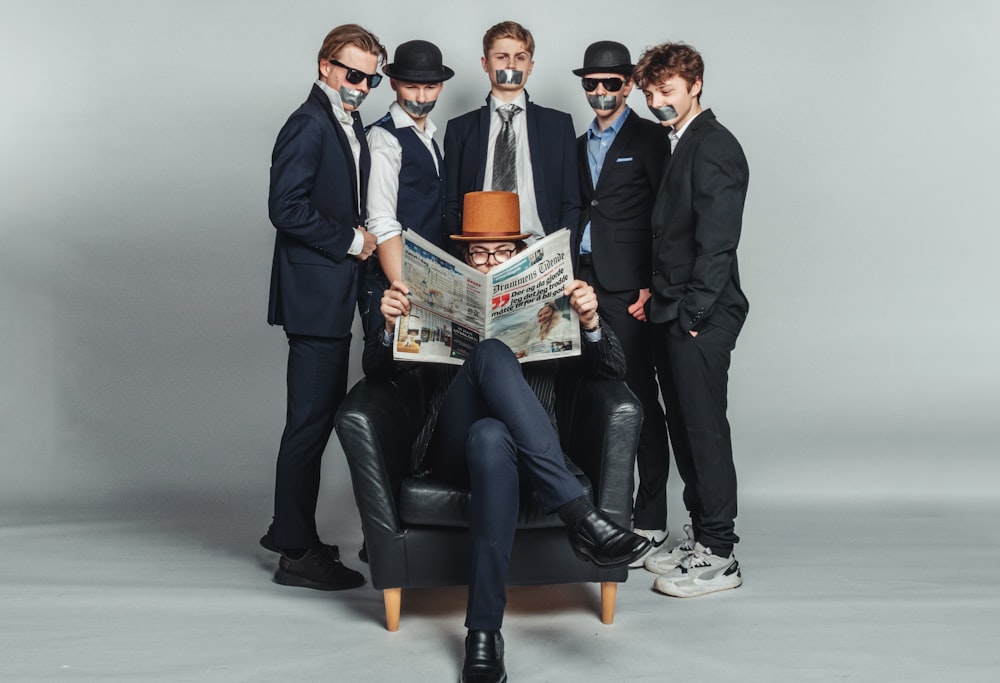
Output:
[652, 542, 742, 598]
[643, 524, 695, 574]
[628, 528, 669, 568]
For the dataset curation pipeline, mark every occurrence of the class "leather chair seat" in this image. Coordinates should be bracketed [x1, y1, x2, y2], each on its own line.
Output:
[398, 463, 592, 529]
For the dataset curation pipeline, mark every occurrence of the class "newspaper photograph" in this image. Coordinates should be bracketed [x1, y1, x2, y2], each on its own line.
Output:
[394, 229, 581, 364]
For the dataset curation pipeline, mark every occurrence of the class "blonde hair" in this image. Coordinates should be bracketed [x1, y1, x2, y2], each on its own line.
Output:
[316, 24, 387, 78]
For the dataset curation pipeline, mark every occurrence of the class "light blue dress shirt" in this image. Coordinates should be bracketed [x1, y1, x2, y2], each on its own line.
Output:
[580, 106, 631, 255]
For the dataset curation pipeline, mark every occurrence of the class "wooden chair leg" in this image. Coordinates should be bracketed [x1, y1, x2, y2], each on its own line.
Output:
[384, 588, 401, 632]
[600, 582, 617, 624]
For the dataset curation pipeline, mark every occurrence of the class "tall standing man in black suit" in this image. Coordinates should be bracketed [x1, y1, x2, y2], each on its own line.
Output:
[262, 24, 387, 591]
[573, 41, 674, 567]
[443, 20, 580, 246]
[633, 43, 750, 598]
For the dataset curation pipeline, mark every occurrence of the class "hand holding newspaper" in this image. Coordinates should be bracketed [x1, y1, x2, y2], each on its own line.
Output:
[393, 229, 581, 364]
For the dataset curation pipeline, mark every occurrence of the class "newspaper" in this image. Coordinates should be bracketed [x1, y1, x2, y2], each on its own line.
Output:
[393, 229, 581, 364]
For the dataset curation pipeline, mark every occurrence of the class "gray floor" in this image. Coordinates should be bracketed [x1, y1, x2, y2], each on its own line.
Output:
[2, 493, 998, 682]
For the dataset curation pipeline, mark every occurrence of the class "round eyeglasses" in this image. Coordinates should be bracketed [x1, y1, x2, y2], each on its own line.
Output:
[467, 248, 515, 266]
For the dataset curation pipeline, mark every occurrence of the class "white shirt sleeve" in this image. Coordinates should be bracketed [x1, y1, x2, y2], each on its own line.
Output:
[365, 126, 404, 245]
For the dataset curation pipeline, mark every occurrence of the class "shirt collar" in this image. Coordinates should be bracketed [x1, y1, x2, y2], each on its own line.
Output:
[671, 109, 701, 141]
[588, 105, 631, 139]
[315, 79, 353, 125]
[489, 91, 527, 114]
[389, 101, 437, 138]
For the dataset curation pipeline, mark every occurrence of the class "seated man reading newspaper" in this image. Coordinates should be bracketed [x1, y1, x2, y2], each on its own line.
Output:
[363, 191, 650, 683]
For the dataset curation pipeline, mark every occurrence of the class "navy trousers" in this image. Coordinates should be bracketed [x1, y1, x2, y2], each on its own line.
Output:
[427, 339, 584, 630]
[578, 261, 671, 531]
[271, 334, 352, 550]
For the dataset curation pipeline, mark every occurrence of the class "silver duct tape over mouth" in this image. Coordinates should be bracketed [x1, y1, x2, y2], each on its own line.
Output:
[339, 86, 368, 109]
[649, 104, 678, 121]
[495, 69, 523, 85]
[587, 94, 618, 111]
[402, 99, 436, 117]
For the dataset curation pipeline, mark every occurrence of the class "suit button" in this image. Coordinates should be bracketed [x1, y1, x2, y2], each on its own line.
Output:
[590, 200, 599, 207]
[653, 233, 660, 239]
[652, 269, 659, 275]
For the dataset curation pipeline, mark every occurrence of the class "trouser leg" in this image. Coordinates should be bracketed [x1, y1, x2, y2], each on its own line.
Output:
[358, 267, 389, 340]
[272, 334, 351, 550]
[429, 339, 584, 509]
[653, 321, 739, 556]
[463, 419, 520, 631]
[580, 265, 671, 531]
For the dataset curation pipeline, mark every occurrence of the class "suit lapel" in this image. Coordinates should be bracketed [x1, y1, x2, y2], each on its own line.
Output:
[309, 85, 362, 224]
[578, 135, 595, 194]
[476, 100, 491, 190]
[664, 109, 714, 182]
[594, 111, 637, 194]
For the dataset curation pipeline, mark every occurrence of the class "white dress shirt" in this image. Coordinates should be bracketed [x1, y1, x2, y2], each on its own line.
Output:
[483, 93, 545, 243]
[315, 79, 365, 256]
[365, 102, 440, 245]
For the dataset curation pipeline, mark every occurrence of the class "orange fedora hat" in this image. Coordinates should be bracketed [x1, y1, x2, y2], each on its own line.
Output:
[449, 191, 532, 242]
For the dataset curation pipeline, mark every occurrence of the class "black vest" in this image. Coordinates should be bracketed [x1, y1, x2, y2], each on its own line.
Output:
[370, 113, 447, 249]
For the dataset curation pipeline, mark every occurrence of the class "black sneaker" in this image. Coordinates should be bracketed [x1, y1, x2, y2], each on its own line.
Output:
[273, 547, 365, 591]
[259, 528, 339, 560]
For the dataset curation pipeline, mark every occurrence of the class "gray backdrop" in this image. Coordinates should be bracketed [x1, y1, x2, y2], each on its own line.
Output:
[3, 0, 998, 514]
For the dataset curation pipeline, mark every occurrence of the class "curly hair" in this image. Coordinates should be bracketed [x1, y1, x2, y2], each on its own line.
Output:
[633, 42, 704, 98]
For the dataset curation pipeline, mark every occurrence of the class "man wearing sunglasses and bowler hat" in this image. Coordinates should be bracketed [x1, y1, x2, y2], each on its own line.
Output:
[262, 24, 386, 591]
[574, 41, 674, 569]
[443, 21, 579, 249]
[361, 39, 454, 337]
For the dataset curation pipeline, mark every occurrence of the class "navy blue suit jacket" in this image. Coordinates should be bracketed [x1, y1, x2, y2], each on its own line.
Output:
[443, 94, 580, 242]
[268, 84, 368, 338]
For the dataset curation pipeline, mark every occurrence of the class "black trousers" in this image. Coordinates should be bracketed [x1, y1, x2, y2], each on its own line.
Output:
[578, 261, 672, 531]
[271, 334, 352, 550]
[652, 320, 740, 556]
[427, 339, 584, 631]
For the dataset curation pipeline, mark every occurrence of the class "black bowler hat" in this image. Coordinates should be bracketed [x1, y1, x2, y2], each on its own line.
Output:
[572, 40, 634, 77]
[382, 40, 455, 83]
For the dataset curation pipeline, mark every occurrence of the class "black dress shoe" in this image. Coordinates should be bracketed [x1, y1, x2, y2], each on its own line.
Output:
[273, 547, 365, 591]
[568, 508, 652, 568]
[461, 630, 506, 683]
[259, 528, 339, 560]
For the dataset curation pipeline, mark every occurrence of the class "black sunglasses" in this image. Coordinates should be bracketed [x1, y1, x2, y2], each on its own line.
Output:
[581, 77, 625, 92]
[328, 58, 382, 88]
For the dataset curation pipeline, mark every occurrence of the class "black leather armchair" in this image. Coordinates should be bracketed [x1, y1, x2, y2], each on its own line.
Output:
[334, 366, 641, 631]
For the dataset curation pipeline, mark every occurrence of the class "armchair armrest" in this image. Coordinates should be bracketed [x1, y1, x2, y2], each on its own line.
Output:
[334, 377, 414, 539]
[560, 378, 642, 526]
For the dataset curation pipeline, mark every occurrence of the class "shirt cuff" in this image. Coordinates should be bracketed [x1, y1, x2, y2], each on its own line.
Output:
[583, 327, 603, 343]
[381, 328, 393, 347]
[347, 227, 365, 256]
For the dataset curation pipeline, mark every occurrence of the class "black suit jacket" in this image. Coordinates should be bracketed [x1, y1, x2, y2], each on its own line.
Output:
[649, 109, 749, 333]
[578, 109, 670, 292]
[443, 94, 580, 242]
[268, 84, 368, 338]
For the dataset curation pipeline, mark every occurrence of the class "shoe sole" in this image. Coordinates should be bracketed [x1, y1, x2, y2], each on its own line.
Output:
[652, 575, 742, 598]
[260, 534, 341, 560]
[571, 538, 653, 569]
[273, 568, 365, 591]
